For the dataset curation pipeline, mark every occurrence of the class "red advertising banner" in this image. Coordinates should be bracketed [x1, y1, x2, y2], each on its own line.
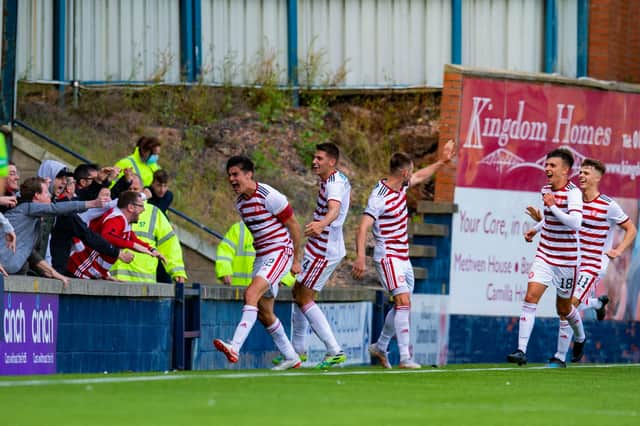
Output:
[457, 78, 640, 198]
[450, 76, 640, 319]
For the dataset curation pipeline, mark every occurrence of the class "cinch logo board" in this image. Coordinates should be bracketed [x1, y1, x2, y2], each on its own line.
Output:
[450, 77, 640, 318]
[1, 293, 58, 375]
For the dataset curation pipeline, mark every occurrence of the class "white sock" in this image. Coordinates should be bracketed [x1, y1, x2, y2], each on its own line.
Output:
[303, 302, 341, 355]
[554, 320, 572, 362]
[291, 304, 309, 355]
[517, 302, 537, 353]
[394, 305, 411, 361]
[376, 308, 396, 352]
[231, 305, 258, 351]
[578, 297, 602, 312]
[267, 318, 298, 360]
[566, 306, 585, 343]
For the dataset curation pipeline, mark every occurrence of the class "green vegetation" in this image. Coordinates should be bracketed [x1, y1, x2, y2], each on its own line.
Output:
[1, 364, 638, 425]
[16, 80, 440, 254]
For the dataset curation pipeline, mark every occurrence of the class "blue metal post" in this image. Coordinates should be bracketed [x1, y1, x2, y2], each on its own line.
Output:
[1, 0, 19, 126]
[179, 0, 195, 82]
[577, 0, 589, 77]
[192, 0, 202, 81]
[53, 0, 67, 97]
[287, 0, 299, 106]
[544, 0, 558, 73]
[451, 0, 462, 64]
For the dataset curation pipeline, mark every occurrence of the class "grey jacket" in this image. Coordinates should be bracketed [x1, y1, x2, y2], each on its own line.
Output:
[1, 201, 87, 273]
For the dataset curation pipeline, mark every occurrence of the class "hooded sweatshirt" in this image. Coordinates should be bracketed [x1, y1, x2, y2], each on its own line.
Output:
[1, 200, 88, 273]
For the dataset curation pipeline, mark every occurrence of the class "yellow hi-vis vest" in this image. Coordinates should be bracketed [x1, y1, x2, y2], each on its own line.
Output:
[216, 222, 255, 286]
[111, 202, 187, 283]
[114, 147, 160, 187]
[216, 222, 294, 287]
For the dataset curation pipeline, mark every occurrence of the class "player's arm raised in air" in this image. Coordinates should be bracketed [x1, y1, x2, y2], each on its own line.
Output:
[408, 139, 456, 187]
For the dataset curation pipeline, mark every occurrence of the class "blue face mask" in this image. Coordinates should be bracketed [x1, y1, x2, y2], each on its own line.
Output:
[146, 154, 159, 165]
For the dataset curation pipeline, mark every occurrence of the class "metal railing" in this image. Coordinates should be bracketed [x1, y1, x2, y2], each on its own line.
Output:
[13, 119, 224, 241]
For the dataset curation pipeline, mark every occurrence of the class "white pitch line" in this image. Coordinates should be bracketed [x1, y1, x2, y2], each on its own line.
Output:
[1, 363, 639, 388]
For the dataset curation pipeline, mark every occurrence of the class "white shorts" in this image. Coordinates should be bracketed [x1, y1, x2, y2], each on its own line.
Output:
[253, 248, 293, 298]
[528, 257, 577, 299]
[298, 253, 341, 292]
[574, 271, 601, 303]
[374, 256, 414, 296]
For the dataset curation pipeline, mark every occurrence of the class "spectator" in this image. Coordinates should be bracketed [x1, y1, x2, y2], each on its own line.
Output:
[114, 136, 161, 187]
[67, 190, 165, 279]
[74, 163, 132, 201]
[216, 221, 294, 287]
[49, 168, 134, 275]
[0, 177, 105, 286]
[0, 135, 16, 275]
[147, 169, 173, 214]
[110, 175, 186, 284]
[0, 162, 20, 212]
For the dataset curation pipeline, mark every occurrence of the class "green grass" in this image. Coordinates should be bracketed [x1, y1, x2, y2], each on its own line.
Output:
[1, 364, 638, 425]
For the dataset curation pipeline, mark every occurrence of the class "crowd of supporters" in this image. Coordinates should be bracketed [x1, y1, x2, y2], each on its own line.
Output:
[0, 134, 187, 286]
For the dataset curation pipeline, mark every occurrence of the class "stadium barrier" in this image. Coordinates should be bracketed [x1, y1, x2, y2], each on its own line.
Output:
[0, 275, 381, 374]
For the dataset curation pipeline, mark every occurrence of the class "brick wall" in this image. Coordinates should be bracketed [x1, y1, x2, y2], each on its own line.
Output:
[434, 71, 462, 202]
[589, 0, 640, 83]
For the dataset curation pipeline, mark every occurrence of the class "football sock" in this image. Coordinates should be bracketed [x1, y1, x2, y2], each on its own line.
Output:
[554, 320, 572, 362]
[566, 306, 585, 343]
[394, 305, 411, 361]
[376, 308, 396, 352]
[303, 302, 341, 355]
[577, 297, 602, 312]
[291, 304, 309, 355]
[267, 318, 298, 360]
[231, 305, 258, 351]
[517, 302, 537, 353]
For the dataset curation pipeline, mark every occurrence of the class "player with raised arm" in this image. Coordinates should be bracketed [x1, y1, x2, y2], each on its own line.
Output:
[527, 158, 637, 362]
[213, 156, 304, 370]
[352, 140, 455, 369]
[507, 148, 585, 368]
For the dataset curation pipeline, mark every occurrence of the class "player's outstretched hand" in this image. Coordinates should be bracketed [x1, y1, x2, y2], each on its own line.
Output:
[440, 139, 456, 163]
[525, 206, 542, 222]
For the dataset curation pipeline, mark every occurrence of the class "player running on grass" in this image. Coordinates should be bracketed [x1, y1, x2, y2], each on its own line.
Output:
[526, 158, 637, 363]
[352, 140, 455, 369]
[273, 143, 351, 369]
[213, 156, 304, 371]
[507, 148, 585, 368]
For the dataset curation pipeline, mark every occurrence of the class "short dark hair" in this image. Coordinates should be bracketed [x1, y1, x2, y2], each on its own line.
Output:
[389, 152, 413, 174]
[547, 148, 574, 169]
[74, 163, 99, 181]
[581, 158, 606, 175]
[118, 190, 143, 209]
[316, 143, 340, 162]
[226, 156, 254, 174]
[152, 169, 170, 184]
[136, 136, 162, 153]
[20, 177, 46, 202]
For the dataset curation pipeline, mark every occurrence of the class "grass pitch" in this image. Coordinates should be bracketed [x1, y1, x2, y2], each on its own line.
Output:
[1, 364, 638, 426]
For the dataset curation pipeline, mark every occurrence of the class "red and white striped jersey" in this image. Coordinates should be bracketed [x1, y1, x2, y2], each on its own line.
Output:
[364, 180, 409, 261]
[305, 170, 351, 261]
[536, 182, 583, 267]
[67, 207, 151, 279]
[236, 182, 293, 257]
[579, 194, 629, 277]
